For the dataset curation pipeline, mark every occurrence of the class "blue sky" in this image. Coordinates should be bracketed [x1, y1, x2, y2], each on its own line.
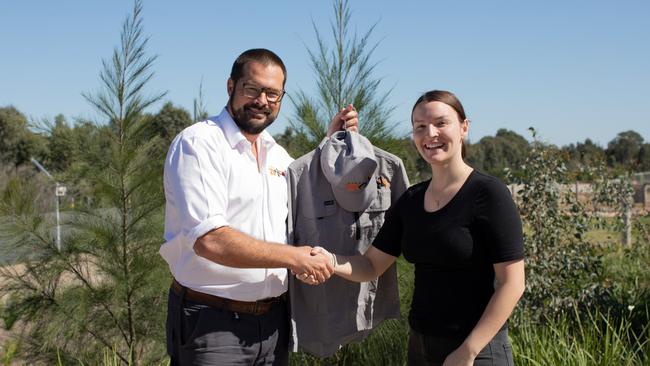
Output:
[1, 0, 648, 147]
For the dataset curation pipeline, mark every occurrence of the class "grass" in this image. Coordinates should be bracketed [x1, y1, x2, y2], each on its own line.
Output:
[1, 339, 18, 366]
[511, 307, 649, 366]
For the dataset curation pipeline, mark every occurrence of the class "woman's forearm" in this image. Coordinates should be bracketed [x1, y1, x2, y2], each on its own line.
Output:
[458, 260, 525, 358]
[332, 254, 379, 282]
[461, 282, 524, 357]
[323, 245, 397, 283]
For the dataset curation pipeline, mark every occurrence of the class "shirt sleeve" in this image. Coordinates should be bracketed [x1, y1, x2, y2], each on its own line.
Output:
[164, 134, 230, 249]
[477, 179, 525, 263]
[390, 159, 410, 202]
[371, 195, 405, 258]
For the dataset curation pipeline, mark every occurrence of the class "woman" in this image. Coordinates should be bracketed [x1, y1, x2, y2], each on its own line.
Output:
[303, 90, 525, 365]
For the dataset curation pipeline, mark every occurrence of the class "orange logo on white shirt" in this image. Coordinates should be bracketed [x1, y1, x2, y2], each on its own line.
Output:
[268, 167, 286, 177]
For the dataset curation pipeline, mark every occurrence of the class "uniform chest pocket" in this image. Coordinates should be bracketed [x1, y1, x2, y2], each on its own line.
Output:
[295, 196, 340, 244]
[367, 188, 391, 213]
[298, 197, 338, 219]
[352, 189, 392, 245]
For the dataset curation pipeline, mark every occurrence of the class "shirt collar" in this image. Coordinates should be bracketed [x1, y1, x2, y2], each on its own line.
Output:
[215, 107, 277, 150]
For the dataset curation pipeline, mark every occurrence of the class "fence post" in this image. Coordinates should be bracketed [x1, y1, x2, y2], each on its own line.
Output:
[623, 204, 632, 246]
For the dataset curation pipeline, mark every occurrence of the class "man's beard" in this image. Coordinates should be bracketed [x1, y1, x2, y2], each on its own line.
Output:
[228, 97, 276, 135]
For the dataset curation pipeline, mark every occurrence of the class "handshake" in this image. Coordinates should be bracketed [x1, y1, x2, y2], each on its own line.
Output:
[291, 246, 337, 286]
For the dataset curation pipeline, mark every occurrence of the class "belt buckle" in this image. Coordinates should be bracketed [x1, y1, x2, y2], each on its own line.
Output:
[252, 301, 261, 315]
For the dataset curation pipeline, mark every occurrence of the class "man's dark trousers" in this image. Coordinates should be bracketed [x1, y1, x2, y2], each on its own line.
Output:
[166, 288, 289, 365]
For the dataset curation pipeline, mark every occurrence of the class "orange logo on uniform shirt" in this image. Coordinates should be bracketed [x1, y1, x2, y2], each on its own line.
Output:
[376, 176, 390, 188]
[269, 167, 286, 177]
[345, 177, 371, 192]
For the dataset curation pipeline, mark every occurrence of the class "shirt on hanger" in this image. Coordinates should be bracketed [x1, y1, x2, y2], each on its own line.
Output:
[286, 135, 409, 357]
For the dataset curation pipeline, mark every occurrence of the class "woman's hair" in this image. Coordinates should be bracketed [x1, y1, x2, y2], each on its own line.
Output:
[411, 90, 468, 158]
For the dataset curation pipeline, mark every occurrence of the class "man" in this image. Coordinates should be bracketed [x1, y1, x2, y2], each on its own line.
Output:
[160, 48, 358, 365]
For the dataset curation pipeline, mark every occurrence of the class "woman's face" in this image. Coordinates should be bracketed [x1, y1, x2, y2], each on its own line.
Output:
[411, 101, 468, 166]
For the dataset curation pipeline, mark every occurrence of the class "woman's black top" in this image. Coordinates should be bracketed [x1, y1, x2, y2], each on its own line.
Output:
[372, 170, 524, 339]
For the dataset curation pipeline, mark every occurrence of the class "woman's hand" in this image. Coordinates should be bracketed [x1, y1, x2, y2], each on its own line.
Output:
[442, 345, 475, 366]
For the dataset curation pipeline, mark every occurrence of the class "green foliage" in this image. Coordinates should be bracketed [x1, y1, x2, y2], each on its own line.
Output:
[45, 114, 76, 172]
[0, 106, 48, 169]
[511, 129, 599, 319]
[45, 121, 115, 211]
[638, 143, 650, 171]
[0, 1, 169, 365]
[273, 127, 313, 159]
[511, 307, 649, 366]
[192, 77, 209, 123]
[467, 128, 530, 182]
[606, 130, 645, 171]
[142, 102, 192, 143]
[140, 102, 193, 160]
[1, 338, 19, 366]
[0, 106, 29, 166]
[39, 114, 116, 179]
[289, 0, 396, 152]
[600, 222, 650, 333]
[511, 128, 647, 329]
[591, 170, 635, 233]
[562, 138, 607, 180]
[384, 137, 430, 185]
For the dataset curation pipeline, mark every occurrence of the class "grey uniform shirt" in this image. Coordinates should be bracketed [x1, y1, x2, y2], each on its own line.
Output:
[287, 139, 409, 357]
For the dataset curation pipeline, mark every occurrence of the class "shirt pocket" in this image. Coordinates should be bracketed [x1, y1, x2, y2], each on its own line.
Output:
[367, 188, 392, 212]
[354, 188, 392, 246]
[295, 196, 339, 244]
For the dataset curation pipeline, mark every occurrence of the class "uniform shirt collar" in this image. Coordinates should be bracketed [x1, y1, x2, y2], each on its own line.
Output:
[215, 107, 276, 150]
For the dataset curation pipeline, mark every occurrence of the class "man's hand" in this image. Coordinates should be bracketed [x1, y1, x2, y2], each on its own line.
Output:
[327, 104, 358, 137]
[290, 246, 334, 284]
[295, 247, 336, 285]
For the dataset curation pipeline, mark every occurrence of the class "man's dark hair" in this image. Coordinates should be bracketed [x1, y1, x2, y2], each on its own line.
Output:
[230, 48, 287, 86]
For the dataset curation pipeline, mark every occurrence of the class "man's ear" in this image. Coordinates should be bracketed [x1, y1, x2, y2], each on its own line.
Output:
[227, 78, 234, 97]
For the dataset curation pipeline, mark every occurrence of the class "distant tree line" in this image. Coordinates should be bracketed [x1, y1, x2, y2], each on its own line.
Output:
[2, 104, 649, 187]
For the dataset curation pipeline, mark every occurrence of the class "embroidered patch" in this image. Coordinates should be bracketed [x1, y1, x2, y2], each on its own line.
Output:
[376, 176, 391, 188]
[268, 167, 286, 177]
[345, 177, 370, 192]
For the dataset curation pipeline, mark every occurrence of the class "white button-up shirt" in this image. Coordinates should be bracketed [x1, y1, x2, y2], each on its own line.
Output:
[160, 108, 293, 301]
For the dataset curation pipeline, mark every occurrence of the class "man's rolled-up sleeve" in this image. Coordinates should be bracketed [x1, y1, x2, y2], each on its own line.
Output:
[165, 134, 229, 249]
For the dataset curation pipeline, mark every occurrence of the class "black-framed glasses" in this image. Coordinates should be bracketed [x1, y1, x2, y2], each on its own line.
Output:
[241, 83, 286, 103]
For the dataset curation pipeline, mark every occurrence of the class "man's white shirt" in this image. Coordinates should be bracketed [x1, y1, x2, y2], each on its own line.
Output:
[160, 108, 293, 301]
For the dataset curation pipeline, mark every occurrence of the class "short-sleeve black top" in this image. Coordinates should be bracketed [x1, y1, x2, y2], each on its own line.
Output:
[372, 170, 524, 339]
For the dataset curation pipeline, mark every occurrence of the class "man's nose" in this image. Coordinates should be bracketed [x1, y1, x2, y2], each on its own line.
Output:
[253, 90, 269, 105]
